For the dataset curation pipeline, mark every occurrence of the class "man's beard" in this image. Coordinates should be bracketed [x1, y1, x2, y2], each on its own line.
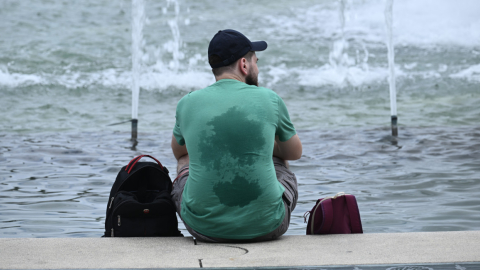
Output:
[245, 70, 258, 86]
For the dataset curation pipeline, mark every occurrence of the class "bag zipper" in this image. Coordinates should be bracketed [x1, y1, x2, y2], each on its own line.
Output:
[111, 228, 114, 237]
[108, 197, 114, 209]
[117, 215, 121, 226]
[109, 200, 131, 237]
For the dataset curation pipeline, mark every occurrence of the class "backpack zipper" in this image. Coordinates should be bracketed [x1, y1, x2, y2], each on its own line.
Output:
[111, 228, 114, 237]
[109, 200, 131, 237]
[108, 197, 114, 209]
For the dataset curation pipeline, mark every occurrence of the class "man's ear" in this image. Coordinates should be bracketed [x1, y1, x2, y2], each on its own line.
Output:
[238, 57, 248, 76]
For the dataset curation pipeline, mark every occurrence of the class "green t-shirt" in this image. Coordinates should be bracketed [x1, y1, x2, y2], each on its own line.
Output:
[173, 79, 296, 239]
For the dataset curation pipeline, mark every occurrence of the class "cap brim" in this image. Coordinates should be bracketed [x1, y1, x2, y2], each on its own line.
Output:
[251, 41, 267, 51]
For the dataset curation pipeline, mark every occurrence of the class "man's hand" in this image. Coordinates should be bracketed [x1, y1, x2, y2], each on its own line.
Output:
[171, 134, 188, 161]
[273, 134, 302, 160]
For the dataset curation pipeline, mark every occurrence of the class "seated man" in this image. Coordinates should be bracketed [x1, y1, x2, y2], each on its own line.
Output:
[171, 29, 302, 242]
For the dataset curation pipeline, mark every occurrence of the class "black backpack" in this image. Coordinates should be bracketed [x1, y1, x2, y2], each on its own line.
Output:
[103, 155, 182, 237]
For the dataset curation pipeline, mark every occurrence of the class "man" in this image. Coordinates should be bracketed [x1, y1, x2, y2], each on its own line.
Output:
[171, 29, 302, 242]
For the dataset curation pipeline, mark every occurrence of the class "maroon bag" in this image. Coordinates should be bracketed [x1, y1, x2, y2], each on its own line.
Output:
[305, 192, 363, 234]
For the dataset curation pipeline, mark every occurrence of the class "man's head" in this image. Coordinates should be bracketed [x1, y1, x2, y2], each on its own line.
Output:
[208, 29, 267, 86]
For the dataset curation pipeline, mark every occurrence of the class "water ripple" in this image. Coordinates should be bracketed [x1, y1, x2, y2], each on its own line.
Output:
[1, 126, 480, 237]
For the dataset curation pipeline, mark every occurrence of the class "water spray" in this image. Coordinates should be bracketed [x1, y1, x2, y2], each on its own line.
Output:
[166, 0, 183, 73]
[385, 0, 398, 137]
[131, 0, 145, 143]
[329, 0, 347, 80]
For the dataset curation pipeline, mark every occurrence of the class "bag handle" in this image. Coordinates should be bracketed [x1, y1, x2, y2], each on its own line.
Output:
[318, 192, 348, 204]
[125, 155, 164, 174]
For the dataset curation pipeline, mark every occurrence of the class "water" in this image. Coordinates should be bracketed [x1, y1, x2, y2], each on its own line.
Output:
[237, 263, 480, 270]
[385, 0, 398, 136]
[1, 0, 480, 238]
[131, 0, 145, 120]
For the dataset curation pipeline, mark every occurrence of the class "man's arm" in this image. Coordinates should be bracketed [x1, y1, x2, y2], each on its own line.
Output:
[171, 134, 188, 161]
[273, 134, 302, 160]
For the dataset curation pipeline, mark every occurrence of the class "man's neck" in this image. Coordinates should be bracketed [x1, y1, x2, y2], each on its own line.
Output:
[215, 73, 245, 83]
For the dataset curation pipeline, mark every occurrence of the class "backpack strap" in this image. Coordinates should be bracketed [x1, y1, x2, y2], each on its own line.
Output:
[345, 195, 363, 233]
[317, 198, 334, 234]
[125, 155, 164, 174]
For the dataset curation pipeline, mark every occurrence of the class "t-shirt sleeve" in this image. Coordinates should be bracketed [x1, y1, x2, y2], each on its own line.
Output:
[276, 95, 297, 142]
[173, 99, 186, 146]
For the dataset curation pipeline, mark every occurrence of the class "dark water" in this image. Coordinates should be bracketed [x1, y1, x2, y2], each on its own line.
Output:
[1, 126, 479, 237]
[1, 0, 480, 237]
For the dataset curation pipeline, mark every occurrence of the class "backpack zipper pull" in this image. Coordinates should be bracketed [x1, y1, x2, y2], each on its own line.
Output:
[111, 228, 114, 237]
[117, 215, 121, 226]
[108, 197, 114, 209]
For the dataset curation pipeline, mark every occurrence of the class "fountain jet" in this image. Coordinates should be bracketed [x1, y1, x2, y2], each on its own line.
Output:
[131, 0, 145, 143]
[385, 0, 398, 137]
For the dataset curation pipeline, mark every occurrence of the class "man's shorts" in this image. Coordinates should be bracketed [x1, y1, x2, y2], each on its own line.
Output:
[171, 157, 298, 243]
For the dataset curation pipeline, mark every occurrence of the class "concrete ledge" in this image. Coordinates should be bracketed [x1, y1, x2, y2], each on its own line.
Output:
[1, 231, 479, 269]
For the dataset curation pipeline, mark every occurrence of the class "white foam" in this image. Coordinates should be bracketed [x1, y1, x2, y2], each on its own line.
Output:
[0, 64, 212, 92]
[394, 0, 480, 47]
[404, 63, 418, 70]
[5, 62, 478, 91]
[0, 68, 44, 87]
[264, 64, 289, 88]
[295, 65, 393, 88]
[263, 0, 480, 47]
[135, 68, 213, 91]
[450, 64, 480, 82]
[53, 67, 213, 91]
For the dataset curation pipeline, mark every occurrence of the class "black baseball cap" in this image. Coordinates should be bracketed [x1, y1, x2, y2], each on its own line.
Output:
[208, 29, 267, 68]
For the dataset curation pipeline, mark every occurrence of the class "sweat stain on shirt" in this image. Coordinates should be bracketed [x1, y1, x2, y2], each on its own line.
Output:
[213, 173, 262, 207]
[197, 106, 265, 206]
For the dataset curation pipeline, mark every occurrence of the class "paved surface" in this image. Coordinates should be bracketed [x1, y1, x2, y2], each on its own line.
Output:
[1, 231, 479, 269]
